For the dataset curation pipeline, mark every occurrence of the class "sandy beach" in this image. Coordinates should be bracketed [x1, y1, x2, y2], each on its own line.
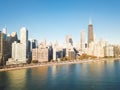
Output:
[0, 58, 119, 72]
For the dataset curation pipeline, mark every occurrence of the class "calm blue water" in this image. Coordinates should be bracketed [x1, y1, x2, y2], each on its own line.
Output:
[0, 60, 120, 90]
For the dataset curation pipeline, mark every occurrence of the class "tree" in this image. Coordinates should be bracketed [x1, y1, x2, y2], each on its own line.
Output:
[32, 60, 38, 63]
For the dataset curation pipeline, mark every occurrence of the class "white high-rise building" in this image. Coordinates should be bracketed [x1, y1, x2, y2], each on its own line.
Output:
[12, 41, 23, 61]
[20, 27, 28, 60]
[80, 30, 85, 52]
[7, 27, 28, 65]
[20, 27, 28, 43]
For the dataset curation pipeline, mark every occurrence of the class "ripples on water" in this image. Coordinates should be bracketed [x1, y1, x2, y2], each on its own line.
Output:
[0, 60, 120, 90]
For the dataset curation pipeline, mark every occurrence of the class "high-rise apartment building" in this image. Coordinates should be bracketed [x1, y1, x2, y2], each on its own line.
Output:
[32, 39, 52, 62]
[7, 27, 28, 65]
[20, 27, 28, 59]
[32, 47, 49, 62]
[80, 30, 85, 52]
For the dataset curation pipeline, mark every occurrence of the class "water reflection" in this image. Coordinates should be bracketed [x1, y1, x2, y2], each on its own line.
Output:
[0, 69, 27, 90]
[0, 60, 120, 90]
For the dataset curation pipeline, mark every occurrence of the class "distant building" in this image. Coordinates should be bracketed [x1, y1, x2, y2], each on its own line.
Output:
[20, 27, 28, 59]
[31, 39, 38, 49]
[7, 27, 28, 65]
[28, 39, 38, 58]
[53, 41, 63, 61]
[104, 45, 114, 58]
[66, 35, 73, 46]
[11, 41, 23, 61]
[88, 39, 105, 58]
[88, 18, 94, 47]
[80, 30, 85, 53]
[0, 31, 9, 66]
[32, 39, 52, 62]
[68, 51, 75, 60]
[32, 47, 49, 62]
[7, 32, 18, 58]
[10, 32, 18, 42]
[66, 43, 76, 60]
[113, 45, 120, 58]
[0, 27, 19, 66]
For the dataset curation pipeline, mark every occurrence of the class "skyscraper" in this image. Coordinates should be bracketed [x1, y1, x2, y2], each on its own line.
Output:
[88, 18, 94, 47]
[0, 31, 8, 66]
[0, 32, 4, 65]
[7, 27, 28, 65]
[28, 39, 38, 53]
[7, 32, 18, 58]
[66, 35, 73, 46]
[80, 30, 85, 51]
[20, 27, 28, 60]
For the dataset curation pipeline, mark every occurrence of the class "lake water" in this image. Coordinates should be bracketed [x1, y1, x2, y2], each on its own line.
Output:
[0, 60, 120, 90]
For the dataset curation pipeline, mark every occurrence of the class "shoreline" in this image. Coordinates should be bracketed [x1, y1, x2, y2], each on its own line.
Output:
[0, 58, 120, 72]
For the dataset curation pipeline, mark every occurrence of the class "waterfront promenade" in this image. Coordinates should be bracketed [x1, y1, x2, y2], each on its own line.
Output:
[0, 58, 119, 72]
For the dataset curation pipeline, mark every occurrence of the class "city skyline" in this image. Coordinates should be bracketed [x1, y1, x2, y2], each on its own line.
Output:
[0, 0, 120, 44]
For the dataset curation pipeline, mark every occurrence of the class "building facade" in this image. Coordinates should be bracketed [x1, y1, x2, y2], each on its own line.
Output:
[7, 27, 28, 65]
[66, 35, 73, 46]
[20, 27, 28, 60]
[88, 19, 94, 47]
[32, 48, 49, 62]
[80, 30, 85, 53]
[53, 41, 63, 61]
[104, 45, 114, 58]
[88, 39, 105, 58]
[32, 39, 52, 62]
[0, 30, 9, 66]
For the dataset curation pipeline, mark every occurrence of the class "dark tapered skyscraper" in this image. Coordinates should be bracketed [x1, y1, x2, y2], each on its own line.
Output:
[0, 31, 9, 66]
[88, 19, 94, 47]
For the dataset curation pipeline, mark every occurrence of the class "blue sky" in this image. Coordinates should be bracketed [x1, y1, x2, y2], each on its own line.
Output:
[0, 0, 120, 45]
